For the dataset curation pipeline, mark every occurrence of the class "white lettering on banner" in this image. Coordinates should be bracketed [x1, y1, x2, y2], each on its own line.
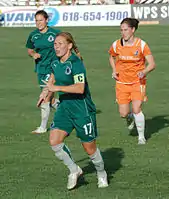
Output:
[161, 6, 169, 18]
[133, 6, 158, 19]
[0, 5, 131, 27]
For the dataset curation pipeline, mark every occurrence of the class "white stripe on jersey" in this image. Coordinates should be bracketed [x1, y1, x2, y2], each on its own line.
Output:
[113, 40, 117, 53]
[141, 40, 146, 54]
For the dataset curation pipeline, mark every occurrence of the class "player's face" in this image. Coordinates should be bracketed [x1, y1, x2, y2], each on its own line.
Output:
[120, 23, 135, 41]
[35, 14, 48, 31]
[54, 36, 72, 58]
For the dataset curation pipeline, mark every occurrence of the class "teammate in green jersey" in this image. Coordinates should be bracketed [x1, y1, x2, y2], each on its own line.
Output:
[38, 32, 108, 190]
[26, 10, 60, 134]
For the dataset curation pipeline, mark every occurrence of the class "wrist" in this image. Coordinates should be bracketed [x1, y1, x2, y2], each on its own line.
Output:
[142, 70, 148, 76]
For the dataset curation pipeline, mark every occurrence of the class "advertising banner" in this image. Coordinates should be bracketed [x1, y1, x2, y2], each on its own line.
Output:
[131, 4, 169, 25]
[0, 5, 131, 27]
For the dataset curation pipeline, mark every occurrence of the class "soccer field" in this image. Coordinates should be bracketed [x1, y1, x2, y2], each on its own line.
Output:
[0, 25, 169, 199]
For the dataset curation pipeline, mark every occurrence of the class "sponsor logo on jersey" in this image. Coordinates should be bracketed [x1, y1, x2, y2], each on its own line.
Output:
[119, 55, 140, 61]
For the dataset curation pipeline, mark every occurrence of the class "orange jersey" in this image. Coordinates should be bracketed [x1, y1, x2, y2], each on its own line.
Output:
[109, 38, 151, 83]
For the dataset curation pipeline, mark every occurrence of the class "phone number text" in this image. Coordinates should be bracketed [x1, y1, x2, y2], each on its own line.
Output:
[62, 11, 128, 21]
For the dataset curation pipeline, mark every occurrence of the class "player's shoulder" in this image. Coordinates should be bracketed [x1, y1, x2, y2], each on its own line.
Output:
[111, 39, 122, 48]
[70, 53, 85, 68]
[51, 55, 59, 66]
[27, 29, 41, 41]
[135, 37, 148, 46]
[47, 27, 61, 35]
[28, 28, 39, 36]
[69, 53, 81, 63]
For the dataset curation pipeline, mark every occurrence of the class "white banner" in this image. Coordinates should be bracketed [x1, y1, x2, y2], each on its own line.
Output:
[0, 5, 131, 27]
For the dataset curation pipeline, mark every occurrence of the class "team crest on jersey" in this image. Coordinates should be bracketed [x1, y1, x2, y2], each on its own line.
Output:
[65, 66, 71, 75]
[134, 50, 139, 56]
[48, 35, 54, 42]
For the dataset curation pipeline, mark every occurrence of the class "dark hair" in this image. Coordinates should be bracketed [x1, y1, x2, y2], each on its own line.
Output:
[121, 18, 139, 31]
[35, 10, 48, 20]
[56, 32, 83, 60]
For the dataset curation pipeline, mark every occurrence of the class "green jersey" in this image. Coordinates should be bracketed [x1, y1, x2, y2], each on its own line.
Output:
[26, 27, 60, 74]
[50, 53, 96, 118]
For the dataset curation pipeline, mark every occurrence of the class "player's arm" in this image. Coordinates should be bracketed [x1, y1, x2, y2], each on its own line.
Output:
[42, 73, 85, 94]
[142, 54, 155, 75]
[27, 48, 41, 60]
[109, 41, 119, 80]
[26, 34, 41, 60]
[138, 43, 156, 78]
[109, 55, 119, 80]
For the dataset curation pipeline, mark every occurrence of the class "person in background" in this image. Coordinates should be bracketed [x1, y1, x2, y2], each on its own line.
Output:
[26, 10, 60, 134]
[109, 18, 155, 144]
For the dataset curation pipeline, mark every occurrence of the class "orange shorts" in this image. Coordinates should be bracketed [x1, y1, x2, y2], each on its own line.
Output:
[116, 81, 147, 104]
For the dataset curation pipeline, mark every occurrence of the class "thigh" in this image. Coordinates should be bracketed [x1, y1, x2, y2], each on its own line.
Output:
[132, 100, 142, 114]
[116, 83, 131, 104]
[50, 103, 74, 135]
[131, 82, 147, 102]
[118, 104, 130, 117]
[73, 114, 98, 143]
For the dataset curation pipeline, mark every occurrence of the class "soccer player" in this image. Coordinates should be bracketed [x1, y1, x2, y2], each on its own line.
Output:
[26, 10, 61, 134]
[109, 18, 155, 144]
[38, 32, 108, 190]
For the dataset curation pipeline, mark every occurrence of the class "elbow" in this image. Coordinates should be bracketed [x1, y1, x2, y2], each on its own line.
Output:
[79, 87, 84, 94]
[77, 84, 85, 94]
[151, 63, 156, 71]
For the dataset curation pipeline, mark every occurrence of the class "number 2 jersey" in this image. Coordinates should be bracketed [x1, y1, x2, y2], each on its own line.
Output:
[26, 27, 60, 74]
[109, 37, 152, 84]
[50, 53, 96, 118]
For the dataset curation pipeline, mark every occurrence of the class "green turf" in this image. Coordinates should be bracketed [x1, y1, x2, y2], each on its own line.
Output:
[0, 25, 169, 199]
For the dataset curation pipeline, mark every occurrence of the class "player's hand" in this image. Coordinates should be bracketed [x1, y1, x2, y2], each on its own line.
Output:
[112, 72, 119, 81]
[33, 53, 41, 60]
[137, 71, 146, 79]
[37, 89, 48, 107]
[42, 80, 58, 92]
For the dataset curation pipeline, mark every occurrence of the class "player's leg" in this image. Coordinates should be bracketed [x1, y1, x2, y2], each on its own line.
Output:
[50, 105, 82, 190]
[74, 114, 108, 188]
[32, 74, 50, 133]
[131, 83, 146, 144]
[116, 83, 134, 130]
[32, 74, 58, 134]
[132, 100, 146, 144]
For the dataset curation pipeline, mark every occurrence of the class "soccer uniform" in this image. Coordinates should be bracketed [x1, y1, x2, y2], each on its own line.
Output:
[109, 38, 152, 104]
[26, 27, 60, 87]
[50, 53, 97, 142]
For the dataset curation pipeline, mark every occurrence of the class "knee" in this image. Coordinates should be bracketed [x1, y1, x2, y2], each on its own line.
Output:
[49, 130, 65, 146]
[119, 111, 129, 118]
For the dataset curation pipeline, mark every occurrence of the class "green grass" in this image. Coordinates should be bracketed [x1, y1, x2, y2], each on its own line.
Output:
[0, 25, 169, 199]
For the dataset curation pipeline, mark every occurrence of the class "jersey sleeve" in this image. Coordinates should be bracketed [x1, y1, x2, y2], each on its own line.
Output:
[143, 43, 152, 57]
[108, 41, 118, 56]
[72, 60, 86, 84]
[141, 40, 152, 57]
[26, 33, 34, 49]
